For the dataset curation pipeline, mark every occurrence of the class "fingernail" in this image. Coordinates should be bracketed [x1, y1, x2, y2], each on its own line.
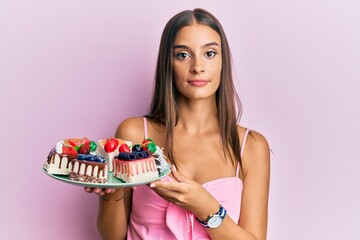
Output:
[150, 183, 156, 188]
[133, 186, 137, 190]
[172, 165, 177, 173]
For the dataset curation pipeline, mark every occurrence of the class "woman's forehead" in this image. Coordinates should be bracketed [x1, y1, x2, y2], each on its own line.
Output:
[174, 24, 221, 48]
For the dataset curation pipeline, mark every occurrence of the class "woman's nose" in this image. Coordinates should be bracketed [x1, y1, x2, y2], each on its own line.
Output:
[190, 57, 205, 74]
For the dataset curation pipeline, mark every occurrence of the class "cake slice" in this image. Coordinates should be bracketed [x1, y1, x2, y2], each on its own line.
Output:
[113, 154, 158, 183]
[97, 138, 132, 172]
[44, 148, 75, 175]
[44, 140, 79, 175]
[44, 137, 98, 176]
[69, 154, 107, 183]
[112, 139, 166, 183]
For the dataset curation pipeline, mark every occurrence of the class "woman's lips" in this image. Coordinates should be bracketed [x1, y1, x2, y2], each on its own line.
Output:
[188, 80, 209, 87]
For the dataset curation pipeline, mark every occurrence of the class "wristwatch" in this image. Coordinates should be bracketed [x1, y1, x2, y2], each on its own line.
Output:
[196, 205, 227, 228]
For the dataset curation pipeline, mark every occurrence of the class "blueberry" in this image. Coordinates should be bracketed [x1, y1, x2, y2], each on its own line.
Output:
[87, 155, 96, 161]
[96, 156, 105, 163]
[93, 155, 100, 162]
[119, 152, 134, 161]
[142, 151, 150, 158]
[135, 151, 144, 159]
[131, 144, 142, 152]
[129, 153, 136, 160]
[78, 154, 87, 160]
[118, 152, 127, 160]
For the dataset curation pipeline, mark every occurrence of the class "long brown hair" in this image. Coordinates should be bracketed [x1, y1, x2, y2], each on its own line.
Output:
[145, 8, 242, 170]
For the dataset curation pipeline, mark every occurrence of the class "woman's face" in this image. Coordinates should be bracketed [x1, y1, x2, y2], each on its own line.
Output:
[172, 24, 222, 101]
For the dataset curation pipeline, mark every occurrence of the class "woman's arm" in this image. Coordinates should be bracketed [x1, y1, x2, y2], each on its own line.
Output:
[97, 188, 133, 240]
[207, 130, 270, 240]
[151, 130, 270, 240]
[236, 131, 270, 239]
[96, 117, 146, 240]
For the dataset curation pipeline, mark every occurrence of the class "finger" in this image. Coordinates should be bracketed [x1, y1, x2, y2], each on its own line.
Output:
[93, 188, 102, 194]
[84, 187, 91, 193]
[151, 184, 183, 203]
[104, 188, 116, 194]
[150, 180, 183, 192]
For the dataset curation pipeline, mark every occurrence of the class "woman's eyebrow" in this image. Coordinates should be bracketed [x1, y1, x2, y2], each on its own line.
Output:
[173, 44, 189, 50]
[173, 42, 220, 50]
[202, 42, 219, 48]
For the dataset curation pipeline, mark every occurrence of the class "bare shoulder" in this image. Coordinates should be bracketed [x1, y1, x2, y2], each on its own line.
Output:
[246, 130, 270, 156]
[240, 128, 270, 177]
[114, 117, 145, 143]
[237, 126, 269, 149]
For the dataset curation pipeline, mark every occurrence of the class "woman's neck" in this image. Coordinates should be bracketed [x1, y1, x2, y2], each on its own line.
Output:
[176, 97, 218, 135]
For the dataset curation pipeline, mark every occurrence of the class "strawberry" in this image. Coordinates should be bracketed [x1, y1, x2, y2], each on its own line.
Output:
[119, 144, 130, 153]
[78, 141, 90, 154]
[104, 139, 119, 153]
[68, 147, 78, 157]
[143, 142, 156, 153]
[62, 146, 71, 155]
[142, 138, 153, 145]
[82, 137, 90, 144]
[68, 139, 79, 147]
[62, 146, 78, 157]
[142, 138, 156, 153]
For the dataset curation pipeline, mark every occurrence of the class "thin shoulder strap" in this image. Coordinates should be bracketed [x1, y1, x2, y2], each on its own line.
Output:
[240, 129, 250, 157]
[236, 128, 250, 177]
[143, 117, 148, 139]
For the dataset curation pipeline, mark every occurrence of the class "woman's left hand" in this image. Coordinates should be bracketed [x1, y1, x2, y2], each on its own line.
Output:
[149, 165, 220, 221]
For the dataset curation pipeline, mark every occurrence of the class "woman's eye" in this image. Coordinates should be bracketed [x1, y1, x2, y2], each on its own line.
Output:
[205, 51, 217, 58]
[175, 52, 190, 60]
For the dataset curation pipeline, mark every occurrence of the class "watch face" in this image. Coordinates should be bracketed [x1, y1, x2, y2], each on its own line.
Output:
[207, 214, 223, 228]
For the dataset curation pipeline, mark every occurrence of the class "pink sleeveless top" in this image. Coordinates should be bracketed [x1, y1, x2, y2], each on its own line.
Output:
[127, 118, 250, 240]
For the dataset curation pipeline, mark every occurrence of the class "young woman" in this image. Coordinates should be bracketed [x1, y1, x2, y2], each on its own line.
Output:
[86, 8, 270, 240]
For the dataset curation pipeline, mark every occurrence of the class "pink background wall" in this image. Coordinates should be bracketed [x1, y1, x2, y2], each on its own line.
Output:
[1, 0, 359, 239]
